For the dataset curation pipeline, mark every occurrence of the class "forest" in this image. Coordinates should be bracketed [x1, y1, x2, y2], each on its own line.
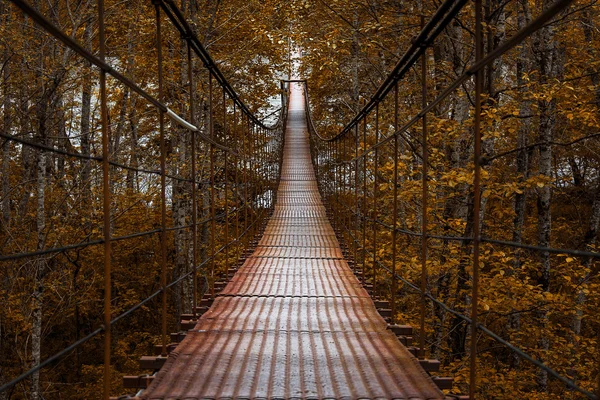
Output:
[1, 0, 600, 399]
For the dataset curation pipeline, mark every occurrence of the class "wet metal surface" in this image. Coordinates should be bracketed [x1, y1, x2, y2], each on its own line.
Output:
[140, 84, 445, 399]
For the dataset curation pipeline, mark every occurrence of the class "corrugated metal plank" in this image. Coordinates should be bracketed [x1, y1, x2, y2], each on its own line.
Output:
[143, 331, 443, 399]
[193, 297, 385, 333]
[250, 246, 344, 259]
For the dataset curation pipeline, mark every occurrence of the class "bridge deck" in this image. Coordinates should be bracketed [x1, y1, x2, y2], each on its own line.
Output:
[140, 85, 445, 399]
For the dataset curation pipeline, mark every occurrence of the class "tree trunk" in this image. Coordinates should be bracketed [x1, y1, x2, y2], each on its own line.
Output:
[2, 18, 11, 228]
[55, 95, 68, 183]
[32, 92, 48, 400]
[573, 3, 600, 350]
[444, 18, 471, 357]
[508, 0, 532, 369]
[533, 0, 563, 389]
[112, 88, 128, 165]
[80, 20, 92, 197]
[125, 25, 138, 191]
[0, 7, 11, 396]
[448, 190, 475, 360]
[127, 97, 139, 191]
[351, 10, 360, 111]
[574, 174, 600, 333]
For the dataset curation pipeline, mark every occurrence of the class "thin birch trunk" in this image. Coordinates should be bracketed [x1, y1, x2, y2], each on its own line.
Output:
[533, 0, 563, 389]
[508, 0, 532, 369]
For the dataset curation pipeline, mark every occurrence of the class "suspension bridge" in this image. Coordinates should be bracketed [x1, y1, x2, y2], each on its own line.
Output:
[135, 83, 446, 399]
[0, 0, 598, 398]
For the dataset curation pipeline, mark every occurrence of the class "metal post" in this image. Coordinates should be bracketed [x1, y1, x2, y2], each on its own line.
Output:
[260, 126, 263, 225]
[343, 137, 348, 251]
[267, 130, 270, 209]
[154, 1, 168, 358]
[391, 83, 399, 324]
[270, 129, 274, 202]
[187, 40, 198, 319]
[223, 90, 229, 275]
[470, 0, 483, 397]
[330, 142, 334, 228]
[335, 142, 339, 220]
[314, 141, 318, 179]
[243, 115, 249, 249]
[265, 128, 269, 206]
[261, 127, 265, 223]
[257, 124, 260, 231]
[333, 142, 336, 206]
[249, 121, 254, 240]
[265, 129, 269, 211]
[258, 126, 262, 227]
[250, 122, 256, 240]
[98, 0, 111, 396]
[419, 15, 428, 360]
[258, 127, 268, 223]
[354, 124, 359, 278]
[346, 136, 350, 254]
[372, 104, 379, 296]
[234, 104, 240, 257]
[251, 119, 255, 242]
[257, 127, 262, 227]
[331, 141, 335, 221]
[362, 115, 367, 285]
[262, 128, 266, 212]
[336, 140, 339, 232]
[209, 74, 216, 298]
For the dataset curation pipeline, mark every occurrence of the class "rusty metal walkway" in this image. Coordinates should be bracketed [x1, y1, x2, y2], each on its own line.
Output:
[140, 84, 445, 399]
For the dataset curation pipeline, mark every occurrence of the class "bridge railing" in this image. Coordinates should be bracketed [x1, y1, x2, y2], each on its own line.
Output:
[0, 0, 285, 398]
[304, 0, 599, 398]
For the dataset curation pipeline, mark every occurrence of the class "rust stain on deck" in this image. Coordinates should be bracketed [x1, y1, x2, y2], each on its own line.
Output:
[140, 84, 445, 400]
